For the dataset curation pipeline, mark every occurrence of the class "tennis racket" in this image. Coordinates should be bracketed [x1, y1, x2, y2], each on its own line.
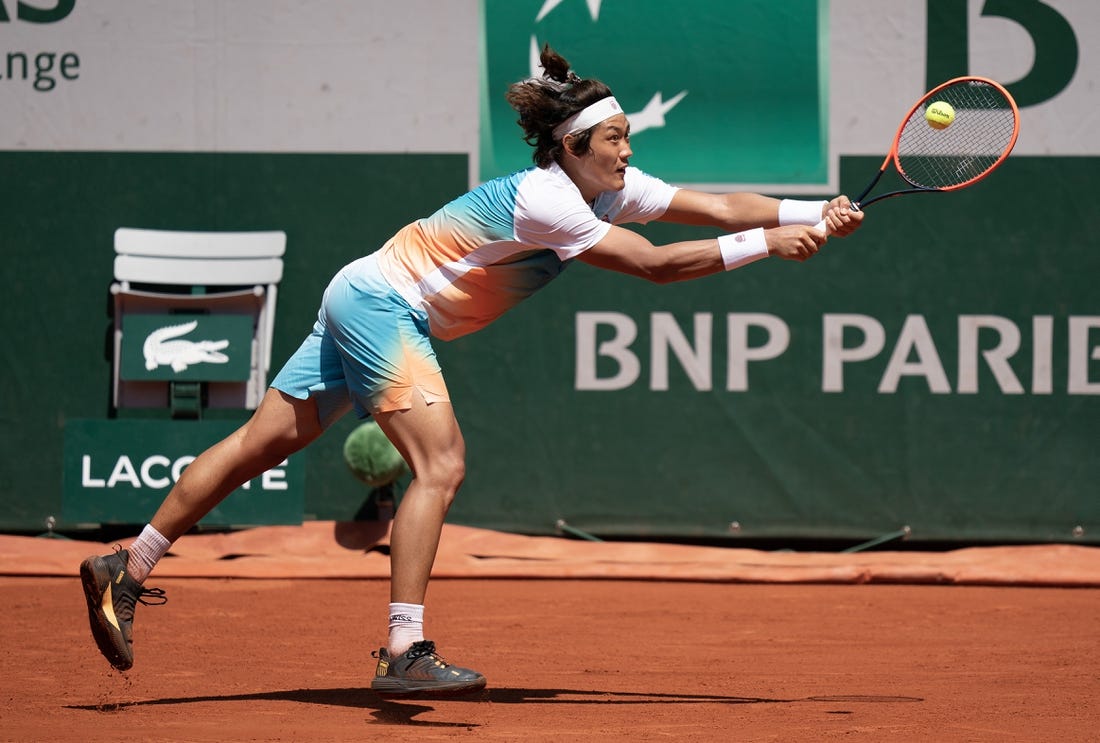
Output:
[818, 76, 1019, 230]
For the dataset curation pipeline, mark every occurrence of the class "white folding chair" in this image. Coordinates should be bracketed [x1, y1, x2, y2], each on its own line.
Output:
[110, 228, 286, 414]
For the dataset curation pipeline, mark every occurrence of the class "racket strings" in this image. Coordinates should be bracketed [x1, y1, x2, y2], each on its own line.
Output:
[896, 80, 1016, 190]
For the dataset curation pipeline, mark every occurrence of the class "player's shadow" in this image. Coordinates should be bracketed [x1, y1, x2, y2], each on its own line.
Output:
[66, 686, 921, 727]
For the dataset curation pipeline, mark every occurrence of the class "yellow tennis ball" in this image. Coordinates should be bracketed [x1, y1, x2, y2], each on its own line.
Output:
[925, 101, 955, 130]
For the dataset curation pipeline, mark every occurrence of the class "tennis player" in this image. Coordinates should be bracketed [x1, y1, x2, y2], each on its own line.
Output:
[80, 44, 863, 694]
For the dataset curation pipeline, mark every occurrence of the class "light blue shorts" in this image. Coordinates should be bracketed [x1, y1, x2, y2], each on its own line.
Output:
[271, 253, 449, 428]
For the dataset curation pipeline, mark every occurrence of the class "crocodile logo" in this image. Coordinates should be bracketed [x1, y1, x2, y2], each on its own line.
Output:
[143, 320, 230, 373]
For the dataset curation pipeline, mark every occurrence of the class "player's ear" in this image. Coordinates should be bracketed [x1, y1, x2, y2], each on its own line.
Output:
[562, 134, 580, 158]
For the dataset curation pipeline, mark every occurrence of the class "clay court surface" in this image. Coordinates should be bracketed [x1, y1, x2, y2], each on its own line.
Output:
[3, 524, 1099, 741]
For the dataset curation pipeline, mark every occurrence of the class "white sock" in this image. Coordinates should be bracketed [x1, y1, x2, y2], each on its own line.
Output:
[388, 602, 424, 656]
[126, 524, 172, 583]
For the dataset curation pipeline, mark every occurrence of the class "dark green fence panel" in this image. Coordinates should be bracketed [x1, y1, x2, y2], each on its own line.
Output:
[2, 152, 1097, 543]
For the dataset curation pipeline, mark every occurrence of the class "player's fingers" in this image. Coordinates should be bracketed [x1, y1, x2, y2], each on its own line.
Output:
[784, 241, 808, 261]
[826, 207, 859, 236]
[802, 231, 822, 258]
[779, 226, 825, 260]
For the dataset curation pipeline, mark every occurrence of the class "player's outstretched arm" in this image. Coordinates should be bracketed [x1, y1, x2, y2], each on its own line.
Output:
[659, 190, 784, 231]
[661, 189, 864, 238]
[576, 222, 826, 284]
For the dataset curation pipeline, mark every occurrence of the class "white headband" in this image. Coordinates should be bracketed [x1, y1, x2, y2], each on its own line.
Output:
[552, 96, 624, 140]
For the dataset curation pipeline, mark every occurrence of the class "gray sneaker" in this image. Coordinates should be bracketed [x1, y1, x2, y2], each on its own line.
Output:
[79, 547, 166, 671]
[371, 640, 486, 696]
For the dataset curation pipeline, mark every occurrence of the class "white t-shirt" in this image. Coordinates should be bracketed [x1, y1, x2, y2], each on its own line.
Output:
[370, 161, 678, 340]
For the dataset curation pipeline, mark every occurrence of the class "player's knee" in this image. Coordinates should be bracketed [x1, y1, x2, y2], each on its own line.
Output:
[439, 451, 466, 498]
[419, 450, 466, 506]
[236, 425, 312, 470]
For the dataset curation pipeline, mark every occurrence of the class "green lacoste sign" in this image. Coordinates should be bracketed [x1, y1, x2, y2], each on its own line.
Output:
[480, 0, 827, 187]
[63, 419, 304, 526]
[120, 314, 254, 382]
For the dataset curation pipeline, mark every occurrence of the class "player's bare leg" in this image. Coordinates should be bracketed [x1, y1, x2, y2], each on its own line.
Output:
[374, 392, 465, 606]
[369, 391, 485, 695]
[80, 388, 324, 671]
[149, 388, 325, 541]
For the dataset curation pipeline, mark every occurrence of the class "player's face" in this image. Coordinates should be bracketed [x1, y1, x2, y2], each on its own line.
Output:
[572, 114, 632, 198]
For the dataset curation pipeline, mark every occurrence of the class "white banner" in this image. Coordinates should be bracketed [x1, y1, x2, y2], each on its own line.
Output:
[1, 0, 479, 153]
[2, 0, 1096, 160]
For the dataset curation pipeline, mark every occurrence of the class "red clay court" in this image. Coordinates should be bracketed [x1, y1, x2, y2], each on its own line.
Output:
[3, 523, 1098, 741]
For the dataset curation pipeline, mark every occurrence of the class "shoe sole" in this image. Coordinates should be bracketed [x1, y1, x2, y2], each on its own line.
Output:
[79, 557, 133, 671]
[371, 676, 487, 697]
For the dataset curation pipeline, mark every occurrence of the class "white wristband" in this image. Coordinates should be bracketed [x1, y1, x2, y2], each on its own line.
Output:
[717, 228, 769, 271]
[778, 199, 827, 226]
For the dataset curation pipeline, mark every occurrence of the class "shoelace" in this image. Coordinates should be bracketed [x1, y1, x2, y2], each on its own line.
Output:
[114, 585, 167, 624]
[405, 640, 441, 661]
[136, 587, 168, 606]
